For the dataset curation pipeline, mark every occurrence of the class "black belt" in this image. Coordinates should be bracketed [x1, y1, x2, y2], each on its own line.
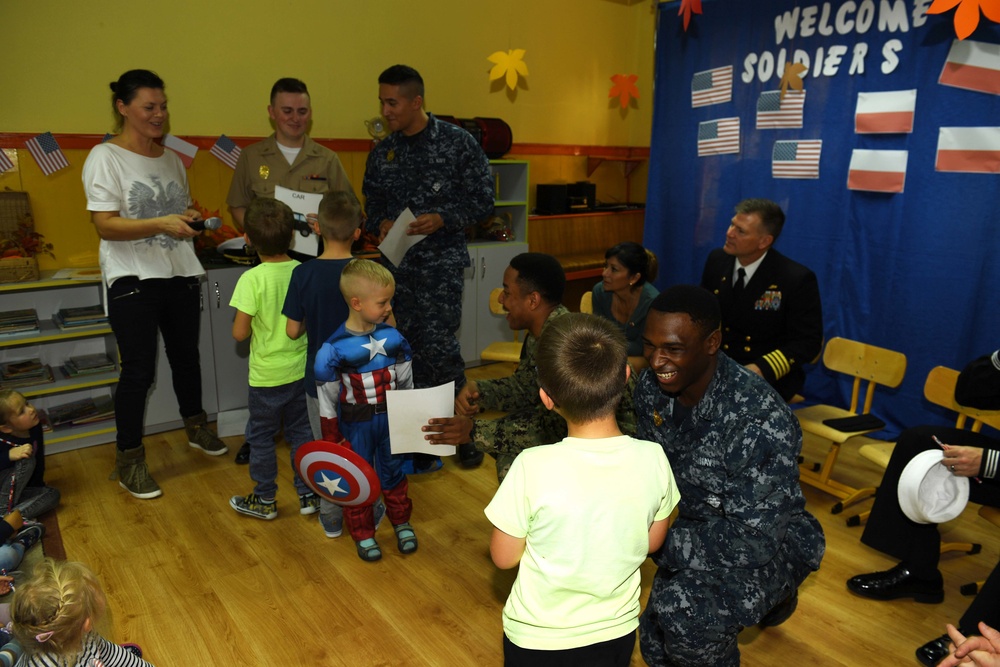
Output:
[341, 402, 388, 423]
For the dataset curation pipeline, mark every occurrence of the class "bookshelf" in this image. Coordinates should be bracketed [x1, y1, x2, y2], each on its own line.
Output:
[0, 271, 118, 453]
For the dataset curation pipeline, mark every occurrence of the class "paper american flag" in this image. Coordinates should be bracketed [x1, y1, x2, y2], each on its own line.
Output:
[697, 118, 740, 156]
[0, 150, 14, 174]
[25, 132, 70, 176]
[772, 140, 821, 179]
[691, 66, 733, 108]
[210, 135, 242, 169]
[756, 90, 805, 129]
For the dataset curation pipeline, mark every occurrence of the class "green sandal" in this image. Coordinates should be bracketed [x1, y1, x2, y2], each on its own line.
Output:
[394, 522, 418, 554]
[356, 538, 382, 562]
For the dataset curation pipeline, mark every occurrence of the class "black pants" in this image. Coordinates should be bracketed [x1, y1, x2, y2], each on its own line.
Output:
[861, 425, 1000, 633]
[502, 630, 635, 667]
[107, 276, 204, 451]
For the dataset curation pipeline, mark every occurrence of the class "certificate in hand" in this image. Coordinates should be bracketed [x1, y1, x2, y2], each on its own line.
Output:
[378, 207, 427, 267]
[386, 381, 457, 457]
[274, 185, 322, 256]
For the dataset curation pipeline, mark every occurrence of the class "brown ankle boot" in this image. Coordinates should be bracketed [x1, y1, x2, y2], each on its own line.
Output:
[113, 446, 162, 499]
[183, 411, 228, 456]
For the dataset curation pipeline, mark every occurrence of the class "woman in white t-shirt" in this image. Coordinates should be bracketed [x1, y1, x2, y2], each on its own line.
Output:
[81, 69, 228, 501]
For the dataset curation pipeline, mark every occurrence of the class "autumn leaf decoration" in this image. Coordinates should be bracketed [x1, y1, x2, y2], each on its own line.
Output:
[488, 49, 529, 91]
[609, 74, 640, 109]
[679, 0, 703, 31]
[779, 62, 808, 101]
[927, 0, 1000, 40]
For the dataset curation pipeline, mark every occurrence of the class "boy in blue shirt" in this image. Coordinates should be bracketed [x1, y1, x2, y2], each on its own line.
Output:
[228, 198, 314, 520]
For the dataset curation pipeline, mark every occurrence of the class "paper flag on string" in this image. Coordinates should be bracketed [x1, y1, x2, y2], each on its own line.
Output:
[25, 132, 69, 176]
[609, 74, 639, 109]
[488, 49, 529, 91]
[855, 90, 916, 134]
[927, 0, 1000, 41]
[757, 90, 805, 129]
[847, 149, 908, 193]
[210, 135, 242, 169]
[163, 134, 198, 168]
[939, 38, 1000, 95]
[0, 151, 14, 174]
[691, 66, 732, 107]
[936, 126, 1000, 173]
[772, 140, 821, 179]
[697, 118, 740, 156]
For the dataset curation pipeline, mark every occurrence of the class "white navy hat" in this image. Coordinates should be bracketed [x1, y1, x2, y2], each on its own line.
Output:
[898, 449, 970, 525]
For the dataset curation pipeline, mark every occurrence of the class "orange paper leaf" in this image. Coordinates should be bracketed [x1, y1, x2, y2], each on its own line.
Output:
[927, 0, 1000, 39]
[779, 62, 808, 100]
[609, 74, 640, 109]
[678, 0, 703, 31]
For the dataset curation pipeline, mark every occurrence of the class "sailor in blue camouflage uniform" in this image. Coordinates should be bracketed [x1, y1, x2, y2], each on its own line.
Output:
[634, 285, 824, 667]
[363, 65, 493, 468]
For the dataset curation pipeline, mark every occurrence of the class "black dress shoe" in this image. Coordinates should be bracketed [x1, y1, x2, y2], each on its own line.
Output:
[846, 563, 944, 603]
[759, 589, 798, 628]
[916, 634, 951, 667]
[458, 443, 484, 468]
[234, 442, 250, 465]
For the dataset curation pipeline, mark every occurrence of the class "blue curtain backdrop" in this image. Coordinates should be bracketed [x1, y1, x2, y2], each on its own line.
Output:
[647, 0, 1000, 437]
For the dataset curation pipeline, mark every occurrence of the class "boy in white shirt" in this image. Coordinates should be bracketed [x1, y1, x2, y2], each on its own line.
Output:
[484, 313, 680, 666]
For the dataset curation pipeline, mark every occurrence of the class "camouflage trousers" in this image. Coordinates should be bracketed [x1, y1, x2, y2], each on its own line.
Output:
[473, 408, 568, 484]
[393, 266, 465, 390]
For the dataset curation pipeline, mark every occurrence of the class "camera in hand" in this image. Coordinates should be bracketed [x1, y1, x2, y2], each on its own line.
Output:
[188, 217, 223, 232]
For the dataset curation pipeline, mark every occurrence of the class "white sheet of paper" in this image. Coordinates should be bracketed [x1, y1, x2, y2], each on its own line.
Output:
[274, 185, 322, 256]
[386, 381, 456, 457]
[378, 207, 426, 267]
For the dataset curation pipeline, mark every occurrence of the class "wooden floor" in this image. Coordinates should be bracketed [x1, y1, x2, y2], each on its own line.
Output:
[43, 362, 1000, 666]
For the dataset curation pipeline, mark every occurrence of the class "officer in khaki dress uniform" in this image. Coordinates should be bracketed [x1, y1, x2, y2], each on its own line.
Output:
[227, 77, 352, 232]
[700, 198, 822, 401]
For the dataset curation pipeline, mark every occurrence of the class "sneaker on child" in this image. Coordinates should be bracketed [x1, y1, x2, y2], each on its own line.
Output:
[319, 506, 343, 538]
[14, 524, 44, 551]
[299, 492, 320, 516]
[230, 493, 277, 520]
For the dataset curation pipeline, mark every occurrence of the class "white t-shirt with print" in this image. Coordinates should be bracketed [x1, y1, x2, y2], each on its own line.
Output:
[82, 142, 204, 287]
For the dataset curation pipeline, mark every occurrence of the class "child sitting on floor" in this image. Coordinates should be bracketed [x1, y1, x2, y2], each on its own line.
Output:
[11, 557, 152, 666]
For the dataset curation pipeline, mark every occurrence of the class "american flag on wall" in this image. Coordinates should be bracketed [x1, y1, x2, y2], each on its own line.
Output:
[772, 140, 821, 179]
[210, 135, 242, 169]
[24, 132, 69, 176]
[691, 66, 733, 107]
[0, 150, 14, 174]
[697, 118, 740, 156]
[756, 90, 805, 129]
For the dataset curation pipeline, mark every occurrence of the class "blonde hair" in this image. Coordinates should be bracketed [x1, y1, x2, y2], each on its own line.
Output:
[339, 259, 394, 301]
[12, 558, 107, 657]
[0, 389, 25, 423]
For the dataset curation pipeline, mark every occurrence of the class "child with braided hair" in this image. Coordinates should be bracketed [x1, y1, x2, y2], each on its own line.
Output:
[11, 558, 151, 666]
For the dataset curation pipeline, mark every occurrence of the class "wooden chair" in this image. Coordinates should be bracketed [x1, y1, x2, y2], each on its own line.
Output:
[480, 288, 523, 363]
[847, 366, 1000, 557]
[795, 337, 907, 513]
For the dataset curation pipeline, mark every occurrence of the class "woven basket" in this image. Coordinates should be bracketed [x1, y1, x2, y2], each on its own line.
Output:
[0, 256, 39, 283]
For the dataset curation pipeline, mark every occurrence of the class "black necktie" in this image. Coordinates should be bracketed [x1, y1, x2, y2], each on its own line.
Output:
[732, 267, 746, 298]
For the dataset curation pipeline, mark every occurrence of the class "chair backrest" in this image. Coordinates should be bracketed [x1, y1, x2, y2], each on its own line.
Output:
[924, 365, 1000, 432]
[822, 337, 908, 414]
[580, 291, 593, 314]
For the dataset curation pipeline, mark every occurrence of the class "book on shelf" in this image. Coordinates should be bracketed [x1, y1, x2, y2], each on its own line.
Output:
[62, 353, 116, 377]
[0, 365, 54, 389]
[52, 312, 109, 331]
[55, 305, 107, 323]
[46, 395, 114, 428]
[2, 358, 44, 377]
[0, 309, 39, 336]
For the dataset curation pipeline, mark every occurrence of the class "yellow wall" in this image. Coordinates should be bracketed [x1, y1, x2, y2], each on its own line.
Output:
[1, 1, 656, 146]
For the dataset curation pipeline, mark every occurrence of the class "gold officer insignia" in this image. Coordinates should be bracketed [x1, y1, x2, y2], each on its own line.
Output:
[259, 165, 269, 179]
[387, 150, 395, 162]
[653, 410, 663, 427]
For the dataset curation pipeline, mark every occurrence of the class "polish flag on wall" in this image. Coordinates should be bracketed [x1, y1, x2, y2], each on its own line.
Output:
[847, 149, 908, 193]
[855, 90, 916, 134]
[163, 134, 198, 168]
[939, 39, 1000, 96]
[936, 127, 1000, 174]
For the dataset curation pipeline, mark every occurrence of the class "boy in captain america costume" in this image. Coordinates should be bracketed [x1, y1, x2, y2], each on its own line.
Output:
[314, 259, 417, 562]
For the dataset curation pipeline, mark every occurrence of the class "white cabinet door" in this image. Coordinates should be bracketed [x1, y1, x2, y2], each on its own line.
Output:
[474, 243, 526, 355]
[458, 249, 479, 363]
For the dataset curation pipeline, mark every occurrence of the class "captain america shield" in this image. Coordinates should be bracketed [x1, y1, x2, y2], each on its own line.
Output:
[295, 440, 381, 507]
